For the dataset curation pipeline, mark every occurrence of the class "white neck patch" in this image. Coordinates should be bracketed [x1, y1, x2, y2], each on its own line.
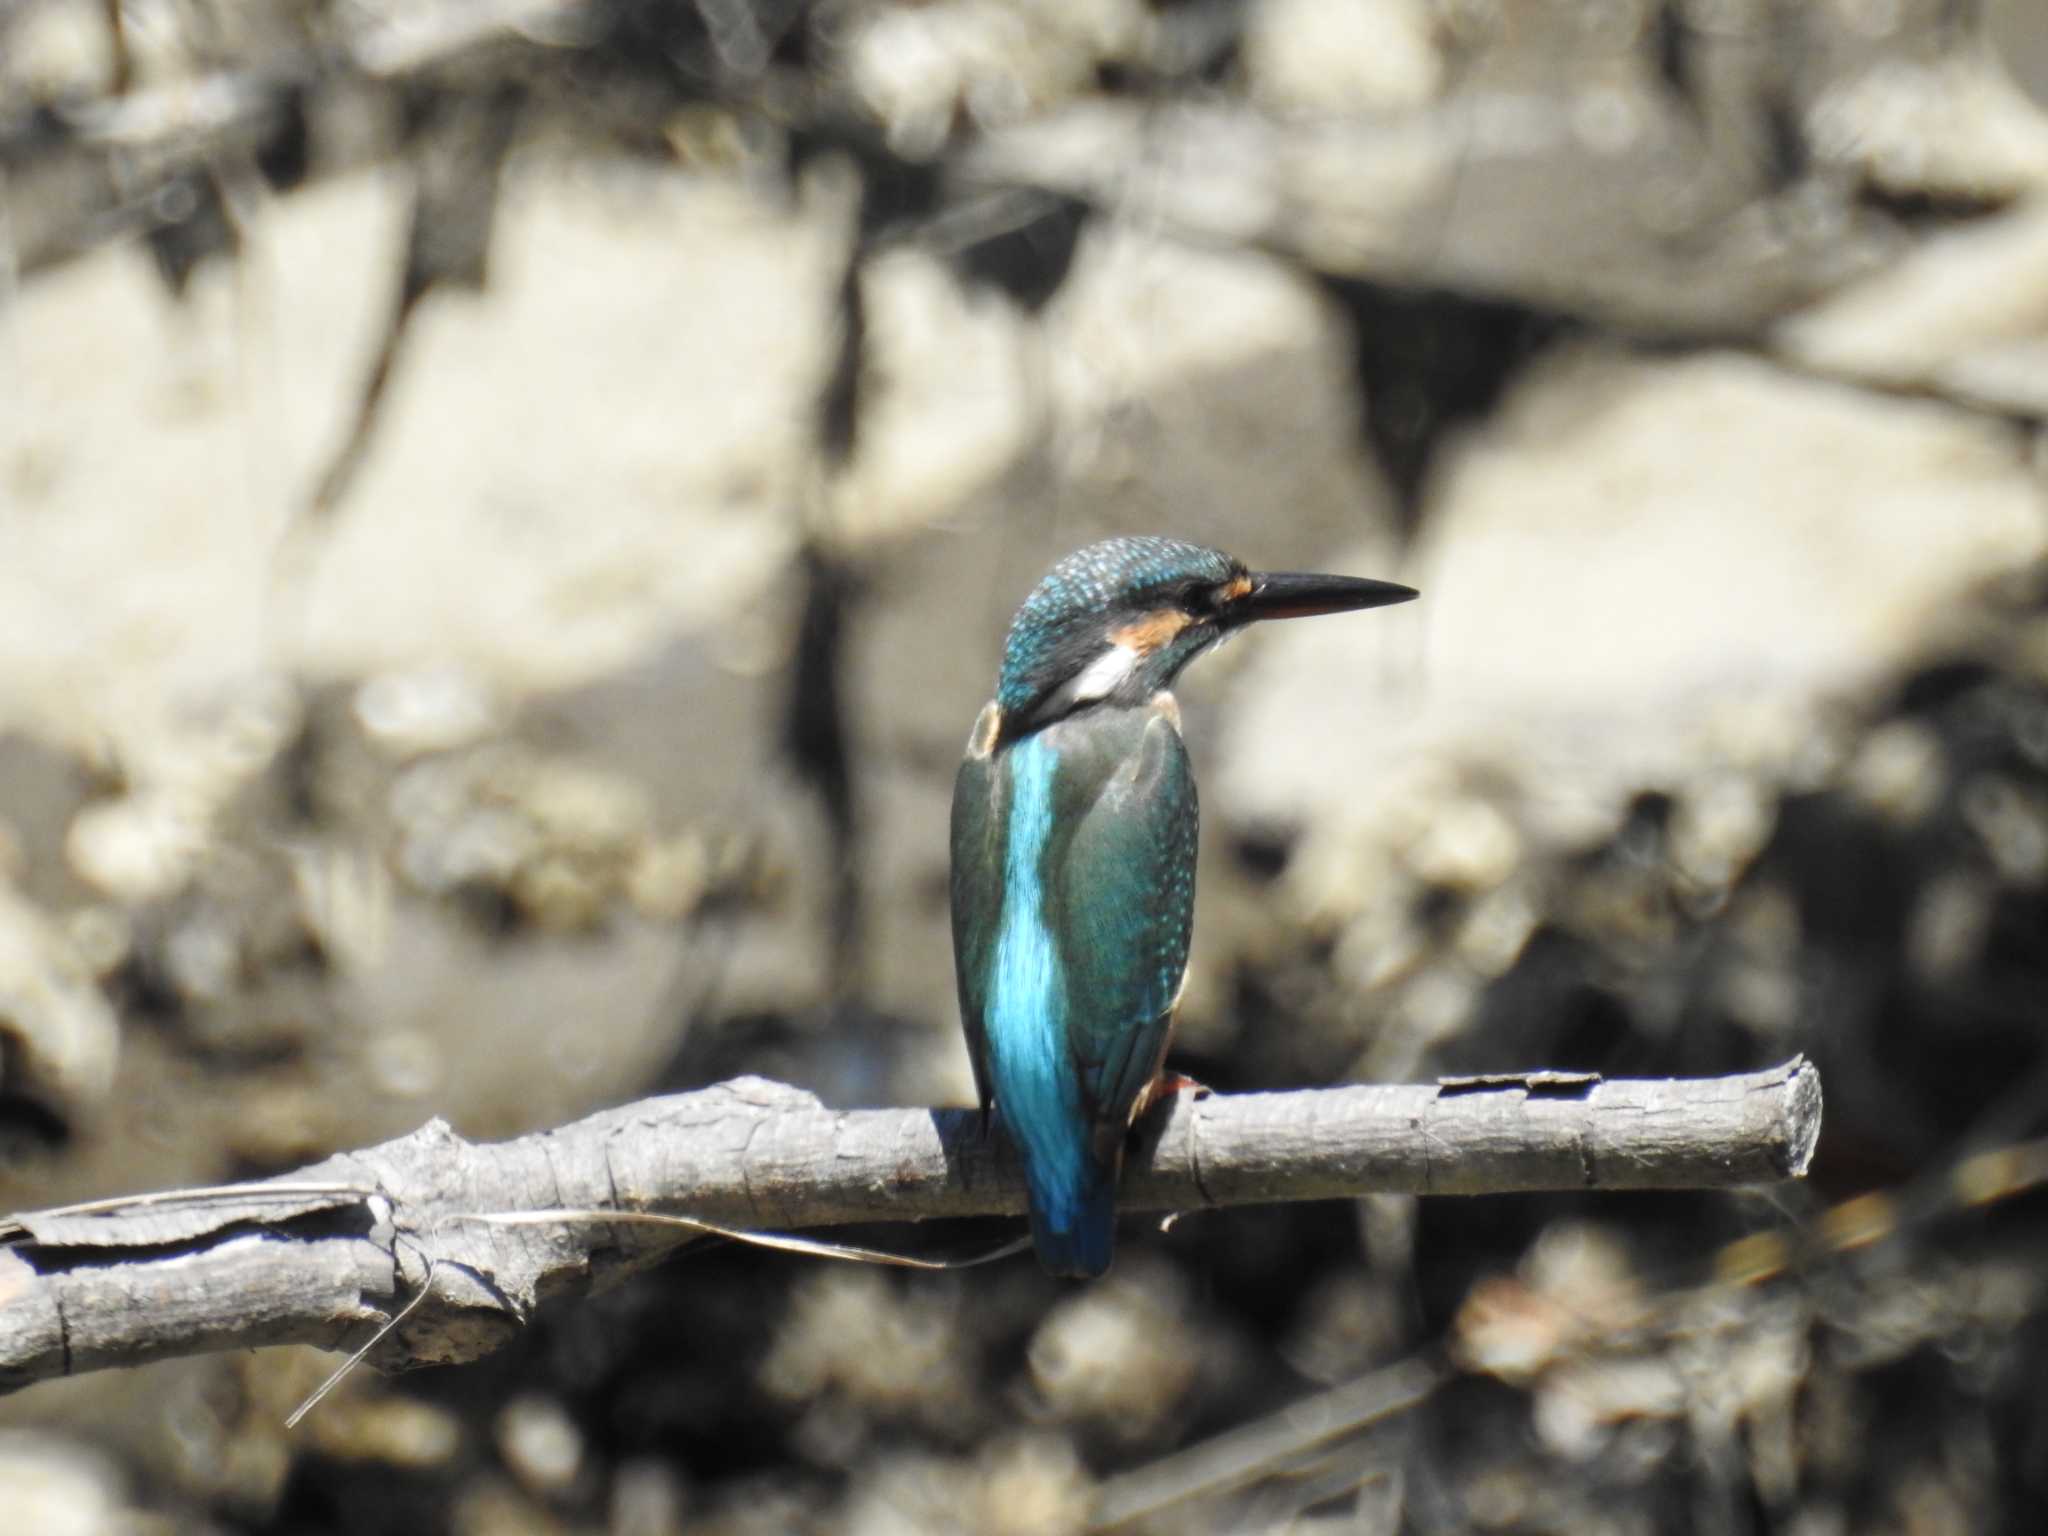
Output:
[1069, 643, 1141, 704]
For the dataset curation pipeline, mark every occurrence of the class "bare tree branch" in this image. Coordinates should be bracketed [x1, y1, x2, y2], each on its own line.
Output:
[0, 1058, 1820, 1397]
[1087, 1354, 1446, 1532]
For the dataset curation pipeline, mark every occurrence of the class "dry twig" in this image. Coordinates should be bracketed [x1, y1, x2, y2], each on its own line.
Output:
[0, 1058, 1820, 1396]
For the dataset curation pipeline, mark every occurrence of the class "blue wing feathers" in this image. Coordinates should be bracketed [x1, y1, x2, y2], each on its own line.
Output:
[1052, 710, 1197, 1126]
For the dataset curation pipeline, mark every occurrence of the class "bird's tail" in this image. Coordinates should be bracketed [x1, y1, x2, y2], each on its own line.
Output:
[1024, 1152, 1119, 1279]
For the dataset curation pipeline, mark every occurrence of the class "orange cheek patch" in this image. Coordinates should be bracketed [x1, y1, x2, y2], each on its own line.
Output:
[1111, 609, 1192, 653]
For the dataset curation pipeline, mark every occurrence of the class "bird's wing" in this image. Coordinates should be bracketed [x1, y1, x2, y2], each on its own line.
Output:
[949, 712, 1006, 1119]
[1047, 702, 1199, 1162]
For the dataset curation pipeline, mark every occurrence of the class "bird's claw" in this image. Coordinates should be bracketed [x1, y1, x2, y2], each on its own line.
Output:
[1133, 1070, 1211, 1124]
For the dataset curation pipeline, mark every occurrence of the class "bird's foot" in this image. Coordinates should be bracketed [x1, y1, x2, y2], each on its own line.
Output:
[1134, 1070, 1211, 1122]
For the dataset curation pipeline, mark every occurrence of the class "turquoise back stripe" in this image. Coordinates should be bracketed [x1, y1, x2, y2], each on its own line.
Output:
[986, 733, 1084, 1222]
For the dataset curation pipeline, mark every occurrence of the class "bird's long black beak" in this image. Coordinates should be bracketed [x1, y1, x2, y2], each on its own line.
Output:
[1231, 571, 1418, 624]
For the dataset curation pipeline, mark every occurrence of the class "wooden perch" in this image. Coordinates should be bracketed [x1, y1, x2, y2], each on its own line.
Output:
[0, 1058, 1820, 1396]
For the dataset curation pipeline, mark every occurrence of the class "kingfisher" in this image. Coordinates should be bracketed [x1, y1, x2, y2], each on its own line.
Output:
[951, 536, 1417, 1277]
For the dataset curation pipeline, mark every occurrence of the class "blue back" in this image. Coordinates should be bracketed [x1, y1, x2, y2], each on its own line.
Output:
[982, 733, 1093, 1256]
[951, 701, 1198, 1277]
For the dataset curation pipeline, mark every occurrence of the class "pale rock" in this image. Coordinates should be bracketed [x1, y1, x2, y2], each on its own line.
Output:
[1841, 717, 1948, 825]
[1220, 346, 2047, 919]
[1028, 1261, 1201, 1435]
[1244, 0, 1445, 117]
[846, 0, 1141, 155]
[1777, 197, 2048, 419]
[1808, 52, 2048, 202]
[65, 792, 209, 904]
[0, 881, 123, 1116]
[354, 665, 504, 758]
[0, 1431, 128, 1536]
[496, 1395, 584, 1497]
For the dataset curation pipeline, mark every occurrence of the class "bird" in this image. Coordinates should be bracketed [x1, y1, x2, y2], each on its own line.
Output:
[950, 536, 1417, 1277]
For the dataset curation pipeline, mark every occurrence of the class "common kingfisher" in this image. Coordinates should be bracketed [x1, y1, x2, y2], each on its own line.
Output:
[950, 537, 1417, 1277]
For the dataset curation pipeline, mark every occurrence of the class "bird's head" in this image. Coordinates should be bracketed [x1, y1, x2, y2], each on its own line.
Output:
[988, 536, 1415, 741]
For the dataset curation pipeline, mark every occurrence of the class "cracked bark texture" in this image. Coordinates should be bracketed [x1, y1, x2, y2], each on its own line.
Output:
[0, 1058, 1820, 1396]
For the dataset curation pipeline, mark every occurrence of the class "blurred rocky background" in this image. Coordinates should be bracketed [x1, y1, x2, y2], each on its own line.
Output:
[3, 0, 2048, 1530]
